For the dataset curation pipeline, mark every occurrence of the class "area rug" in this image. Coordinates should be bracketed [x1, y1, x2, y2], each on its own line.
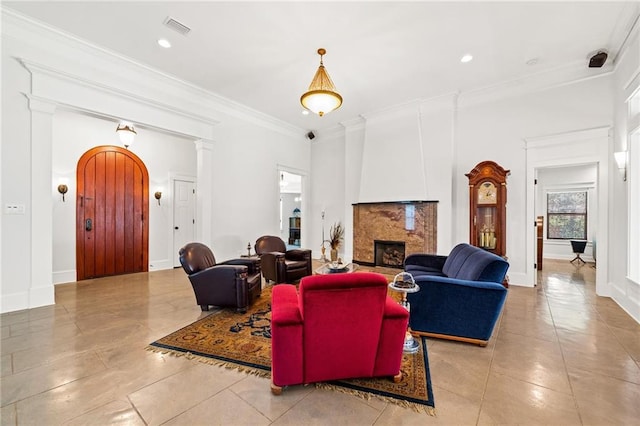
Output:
[147, 286, 435, 415]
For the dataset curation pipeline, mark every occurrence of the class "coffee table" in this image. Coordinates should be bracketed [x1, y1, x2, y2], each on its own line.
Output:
[314, 262, 358, 275]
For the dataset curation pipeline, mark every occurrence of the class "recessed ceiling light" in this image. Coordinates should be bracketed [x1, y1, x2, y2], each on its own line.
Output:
[157, 39, 171, 48]
[302, 110, 310, 115]
[460, 54, 473, 63]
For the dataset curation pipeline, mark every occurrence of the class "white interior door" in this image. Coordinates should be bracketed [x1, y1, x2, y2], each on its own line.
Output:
[173, 179, 196, 267]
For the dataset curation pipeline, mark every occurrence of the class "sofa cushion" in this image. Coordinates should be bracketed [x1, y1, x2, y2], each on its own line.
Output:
[442, 243, 508, 283]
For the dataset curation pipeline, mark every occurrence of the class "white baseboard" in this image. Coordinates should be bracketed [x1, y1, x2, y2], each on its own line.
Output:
[53, 270, 76, 284]
[1, 286, 54, 314]
[506, 272, 530, 287]
[29, 285, 55, 308]
[149, 259, 173, 271]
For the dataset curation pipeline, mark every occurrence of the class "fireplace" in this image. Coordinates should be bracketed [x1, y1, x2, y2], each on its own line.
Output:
[352, 201, 437, 266]
[374, 240, 406, 268]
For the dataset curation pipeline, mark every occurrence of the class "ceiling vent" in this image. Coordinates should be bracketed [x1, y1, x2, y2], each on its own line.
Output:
[163, 17, 191, 36]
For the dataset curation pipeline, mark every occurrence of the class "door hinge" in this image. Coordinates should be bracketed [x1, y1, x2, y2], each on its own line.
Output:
[141, 213, 144, 221]
[534, 179, 538, 185]
[192, 219, 195, 224]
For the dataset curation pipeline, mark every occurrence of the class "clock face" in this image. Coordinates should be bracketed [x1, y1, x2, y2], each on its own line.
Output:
[478, 181, 497, 204]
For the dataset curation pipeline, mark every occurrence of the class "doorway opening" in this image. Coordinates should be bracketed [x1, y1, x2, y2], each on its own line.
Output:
[534, 164, 597, 284]
[279, 170, 303, 249]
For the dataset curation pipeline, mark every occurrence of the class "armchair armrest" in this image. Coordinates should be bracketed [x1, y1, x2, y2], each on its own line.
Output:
[220, 258, 261, 275]
[188, 264, 248, 288]
[284, 249, 312, 261]
[271, 284, 303, 386]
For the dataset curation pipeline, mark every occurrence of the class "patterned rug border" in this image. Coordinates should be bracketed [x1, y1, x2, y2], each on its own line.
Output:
[146, 295, 435, 416]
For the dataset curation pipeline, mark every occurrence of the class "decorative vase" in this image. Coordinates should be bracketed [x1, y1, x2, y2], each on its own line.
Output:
[330, 248, 338, 262]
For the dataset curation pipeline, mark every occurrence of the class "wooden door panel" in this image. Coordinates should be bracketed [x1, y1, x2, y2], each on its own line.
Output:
[94, 151, 107, 277]
[104, 151, 117, 276]
[115, 153, 126, 274]
[77, 146, 148, 280]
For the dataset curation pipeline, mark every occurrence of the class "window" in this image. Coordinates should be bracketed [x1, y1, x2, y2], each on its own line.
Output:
[547, 191, 587, 239]
[405, 204, 415, 231]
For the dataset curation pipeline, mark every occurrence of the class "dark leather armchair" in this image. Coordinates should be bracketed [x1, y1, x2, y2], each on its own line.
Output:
[179, 242, 262, 313]
[254, 235, 312, 283]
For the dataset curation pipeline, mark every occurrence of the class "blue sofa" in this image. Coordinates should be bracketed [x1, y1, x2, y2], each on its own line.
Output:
[405, 243, 509, 346]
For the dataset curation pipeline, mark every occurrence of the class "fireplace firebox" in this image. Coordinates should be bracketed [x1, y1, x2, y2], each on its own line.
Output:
[374, 240, 406, 268]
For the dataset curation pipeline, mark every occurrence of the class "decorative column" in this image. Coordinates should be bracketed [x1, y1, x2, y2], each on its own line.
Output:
[194, 139, 214, 247]
[28, 96, 56, 307]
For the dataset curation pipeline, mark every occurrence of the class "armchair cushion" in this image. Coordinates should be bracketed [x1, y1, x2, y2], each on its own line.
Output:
[179, 243, 261, 312]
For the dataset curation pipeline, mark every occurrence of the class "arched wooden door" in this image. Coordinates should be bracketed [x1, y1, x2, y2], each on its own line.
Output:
[76, 145, 149, 280]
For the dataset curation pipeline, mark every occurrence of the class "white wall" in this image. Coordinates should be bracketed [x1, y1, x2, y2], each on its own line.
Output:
[310, 76, 613, 287]
[611, 17, 640, 322]
[535, 165, 597, 262]
[1, 10, 309, 313]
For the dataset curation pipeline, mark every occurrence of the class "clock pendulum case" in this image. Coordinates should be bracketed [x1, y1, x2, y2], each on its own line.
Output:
[466, 161, 510, 258]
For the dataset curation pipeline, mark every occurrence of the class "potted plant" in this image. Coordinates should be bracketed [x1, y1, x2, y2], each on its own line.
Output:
[326, 222, 344, 262]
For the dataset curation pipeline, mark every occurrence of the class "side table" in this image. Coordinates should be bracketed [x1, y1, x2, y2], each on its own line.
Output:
[388, 272, 420, 354]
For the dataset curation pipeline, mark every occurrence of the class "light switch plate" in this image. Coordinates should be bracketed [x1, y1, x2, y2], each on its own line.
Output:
[4, 204, 25, 215]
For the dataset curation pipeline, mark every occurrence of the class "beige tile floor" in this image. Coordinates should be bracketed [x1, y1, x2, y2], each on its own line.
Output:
[1, 259, 639, 425]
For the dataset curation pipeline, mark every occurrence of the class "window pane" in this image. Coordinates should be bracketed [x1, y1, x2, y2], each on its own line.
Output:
[547, 192, 587, 213]
[548, 214, 587, 239]
[547, 191, 587, 240]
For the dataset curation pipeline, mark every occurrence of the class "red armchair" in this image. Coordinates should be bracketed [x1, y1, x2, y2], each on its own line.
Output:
[270, 272, 409, 394]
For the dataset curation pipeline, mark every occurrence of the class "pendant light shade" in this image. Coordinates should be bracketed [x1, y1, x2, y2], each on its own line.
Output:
[300, 48, 342, 117]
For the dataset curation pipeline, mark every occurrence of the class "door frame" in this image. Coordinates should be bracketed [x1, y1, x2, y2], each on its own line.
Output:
[525, 126, 610, 295]
[170, 173, 197, 268]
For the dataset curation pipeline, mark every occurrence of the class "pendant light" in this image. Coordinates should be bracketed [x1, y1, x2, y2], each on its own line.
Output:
[300, 48, 342, 117]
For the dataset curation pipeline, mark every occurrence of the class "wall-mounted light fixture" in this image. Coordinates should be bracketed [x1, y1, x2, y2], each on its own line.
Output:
[116, 122, 137, 149]
[154, 191, 162, 205]
[614, 151, 627, 181]
[57, 178, 69, 202]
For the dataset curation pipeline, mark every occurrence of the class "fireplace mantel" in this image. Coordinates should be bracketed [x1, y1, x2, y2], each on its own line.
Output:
[352, 201, 438, 267]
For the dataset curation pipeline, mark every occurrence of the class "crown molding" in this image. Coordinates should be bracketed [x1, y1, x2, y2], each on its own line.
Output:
[1, 7, 305, 140]
[611, 3, 640, 69]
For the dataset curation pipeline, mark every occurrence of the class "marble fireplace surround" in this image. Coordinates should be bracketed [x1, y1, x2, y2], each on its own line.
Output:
[352, 201, 438, 267]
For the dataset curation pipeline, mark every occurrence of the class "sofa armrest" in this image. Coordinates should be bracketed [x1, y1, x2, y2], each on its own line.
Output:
[271, 284, 304, 386]
[415, 275, 506, 291]
[404, 253, 447, 269]
[407, 275, 507, 342]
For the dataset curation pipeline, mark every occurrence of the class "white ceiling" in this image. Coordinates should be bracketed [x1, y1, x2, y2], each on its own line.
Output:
[4, 1, 639, 134]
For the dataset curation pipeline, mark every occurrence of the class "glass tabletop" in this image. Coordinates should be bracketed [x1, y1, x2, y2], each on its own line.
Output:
[315, 262, 358, 275]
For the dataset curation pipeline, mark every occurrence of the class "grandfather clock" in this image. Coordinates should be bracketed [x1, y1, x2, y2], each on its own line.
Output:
[466, 161, 510, 258]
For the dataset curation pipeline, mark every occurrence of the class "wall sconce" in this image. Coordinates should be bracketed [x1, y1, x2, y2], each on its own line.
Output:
[116, 122, 137, 149]
[154, 191, 162, 205]
[614, 151, 627, 181]
[57, 178, 69, 202]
